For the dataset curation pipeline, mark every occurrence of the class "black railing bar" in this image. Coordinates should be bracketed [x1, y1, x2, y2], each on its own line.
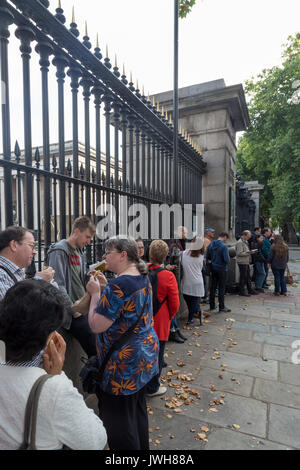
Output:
[7, 0, 205, 170]
[0, 159, 173, 204]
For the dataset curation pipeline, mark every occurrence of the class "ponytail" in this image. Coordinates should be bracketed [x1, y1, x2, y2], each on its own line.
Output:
[136, 259, 148, 276]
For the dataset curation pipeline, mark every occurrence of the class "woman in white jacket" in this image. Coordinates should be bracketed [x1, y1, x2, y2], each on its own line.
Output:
[0, 279, 107, 450]
[181, 236, 205, 325]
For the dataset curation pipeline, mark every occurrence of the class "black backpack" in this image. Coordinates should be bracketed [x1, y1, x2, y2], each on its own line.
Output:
[148, 266, 168, 316]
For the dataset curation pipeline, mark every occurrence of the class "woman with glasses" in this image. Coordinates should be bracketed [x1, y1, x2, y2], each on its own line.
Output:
[86, 236, 159, 450]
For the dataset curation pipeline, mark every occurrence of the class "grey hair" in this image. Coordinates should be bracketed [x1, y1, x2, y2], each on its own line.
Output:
[104, 235, 148, 275]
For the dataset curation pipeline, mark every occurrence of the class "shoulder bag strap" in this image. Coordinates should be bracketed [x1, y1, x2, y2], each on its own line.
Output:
[19, 374, 53, 450]
[98, 286, 149, 378]
[0, 264, 18, 284]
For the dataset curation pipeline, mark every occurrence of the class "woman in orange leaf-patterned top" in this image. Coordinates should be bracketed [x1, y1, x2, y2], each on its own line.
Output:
[86, 236, 159, 451]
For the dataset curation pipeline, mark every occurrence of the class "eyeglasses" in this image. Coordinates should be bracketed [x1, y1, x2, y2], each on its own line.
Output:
[105, 250, 117, 255]
[19, 242, 37, 251]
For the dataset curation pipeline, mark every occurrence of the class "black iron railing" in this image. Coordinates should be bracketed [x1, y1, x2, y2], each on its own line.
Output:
[0, 0, 206, 265]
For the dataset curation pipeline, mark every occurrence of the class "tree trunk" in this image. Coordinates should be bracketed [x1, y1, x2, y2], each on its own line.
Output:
[287, 221, 297, 244]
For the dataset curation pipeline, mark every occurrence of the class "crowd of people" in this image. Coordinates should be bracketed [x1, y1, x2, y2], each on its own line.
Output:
[0, 219, 290, 450]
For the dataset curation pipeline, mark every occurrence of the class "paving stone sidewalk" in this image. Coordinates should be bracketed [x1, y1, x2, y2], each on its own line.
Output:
[148, 252, 300, 450]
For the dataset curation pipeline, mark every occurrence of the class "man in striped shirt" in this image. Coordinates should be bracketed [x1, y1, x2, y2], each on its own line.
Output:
[0, 226, 54, 300]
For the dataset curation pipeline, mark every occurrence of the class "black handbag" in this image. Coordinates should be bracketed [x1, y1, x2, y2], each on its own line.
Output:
[80, 287, 149, 394]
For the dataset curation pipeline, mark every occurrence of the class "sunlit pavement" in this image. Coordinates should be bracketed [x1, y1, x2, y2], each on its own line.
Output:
[147, 248, 300, 450]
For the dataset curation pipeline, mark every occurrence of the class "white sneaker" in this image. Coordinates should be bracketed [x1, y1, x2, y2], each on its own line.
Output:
[146, 386, 167, 397]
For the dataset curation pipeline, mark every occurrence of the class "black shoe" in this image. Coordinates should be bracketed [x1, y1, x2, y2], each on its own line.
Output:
[162, 360, 167, 368]
[169, 331, 184, 343]
[255, 288, 265, 293]
[176, 329, 187, 341]
[186, 320, 194, 325]
[239, 293, 251, 297]
[219, 307, 231, 313]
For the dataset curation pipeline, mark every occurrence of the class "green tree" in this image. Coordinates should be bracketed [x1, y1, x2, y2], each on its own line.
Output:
[179, 0, 197, 18]
[237, 33, 300, 239]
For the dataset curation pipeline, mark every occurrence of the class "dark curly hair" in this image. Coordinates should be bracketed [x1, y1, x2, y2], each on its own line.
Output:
[0, 279, 66, 363]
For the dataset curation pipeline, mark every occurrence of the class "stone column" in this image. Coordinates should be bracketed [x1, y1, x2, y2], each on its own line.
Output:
[152, 79, 250, 239]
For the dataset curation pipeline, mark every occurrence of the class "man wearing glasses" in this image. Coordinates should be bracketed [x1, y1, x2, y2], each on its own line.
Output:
[0, 226, 54, 300]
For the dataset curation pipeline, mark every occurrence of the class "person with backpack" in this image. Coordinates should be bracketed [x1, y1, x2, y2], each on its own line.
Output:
[146, 240, 180, 397]
[181, 236, 205, 324]
[205, 232, 231, 313]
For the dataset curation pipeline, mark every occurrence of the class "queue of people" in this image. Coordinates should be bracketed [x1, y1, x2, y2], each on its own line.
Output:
[0, 220, 291, 450]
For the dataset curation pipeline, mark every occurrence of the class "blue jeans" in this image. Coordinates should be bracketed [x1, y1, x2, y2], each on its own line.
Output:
[145, 341, 166, 394]
[272, 268, 287, 294]
[263, 262, 269, 287]
[183, 294, 200, 322]
[255, 262, 266, 289]
[170, 316, 178, 331]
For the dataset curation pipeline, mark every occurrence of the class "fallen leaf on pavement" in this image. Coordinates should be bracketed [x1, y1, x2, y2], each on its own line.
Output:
[232, 424, 240, 430]
[174, 408, 183, 413]
[177, 361, 185, 367]
[208, 407, 218, 413]
[165, 402, 175, 409]
[195, 433, 207, 440]
[201, 426, 209, 432]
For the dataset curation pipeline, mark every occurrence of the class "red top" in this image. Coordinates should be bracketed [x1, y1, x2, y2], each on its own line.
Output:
[149, 264, 180, 341]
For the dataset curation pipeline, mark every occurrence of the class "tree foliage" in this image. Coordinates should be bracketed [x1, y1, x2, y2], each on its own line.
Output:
[237, 33, 300, 230]
[179, 0, 197, 18]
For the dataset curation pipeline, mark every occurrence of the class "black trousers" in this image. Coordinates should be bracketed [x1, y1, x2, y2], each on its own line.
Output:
[238, 264, 252, 294]
[210, 269, 227, 310]
[68, 315, 97, 358]
[96, 387, 149, 450]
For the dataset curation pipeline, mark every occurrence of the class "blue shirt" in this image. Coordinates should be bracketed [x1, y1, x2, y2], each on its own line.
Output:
[95, 274, 159, 396]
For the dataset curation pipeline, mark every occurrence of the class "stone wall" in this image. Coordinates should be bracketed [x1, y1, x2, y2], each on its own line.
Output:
[152, 79, 250, 240]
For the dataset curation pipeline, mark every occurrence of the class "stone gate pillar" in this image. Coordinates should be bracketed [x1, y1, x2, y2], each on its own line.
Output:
[153, 79, 250, 239]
